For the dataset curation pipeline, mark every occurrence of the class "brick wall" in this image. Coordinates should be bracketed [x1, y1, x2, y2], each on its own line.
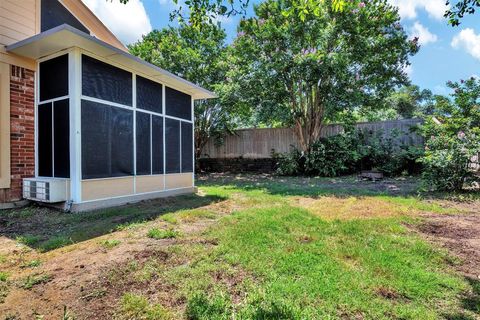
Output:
[0, 66, 35, 202]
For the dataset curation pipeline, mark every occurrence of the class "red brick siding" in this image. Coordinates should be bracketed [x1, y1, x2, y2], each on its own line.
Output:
[0, 66, 35, 202]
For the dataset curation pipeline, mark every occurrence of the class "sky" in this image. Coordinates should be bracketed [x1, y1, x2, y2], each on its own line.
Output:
[82, 0, 480, 96]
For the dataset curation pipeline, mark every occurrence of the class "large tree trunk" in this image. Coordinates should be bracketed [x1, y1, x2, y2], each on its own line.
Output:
[290, 83, 324, 153]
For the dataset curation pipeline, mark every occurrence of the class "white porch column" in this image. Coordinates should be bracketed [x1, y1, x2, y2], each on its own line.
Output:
[68, 48, 82, 203]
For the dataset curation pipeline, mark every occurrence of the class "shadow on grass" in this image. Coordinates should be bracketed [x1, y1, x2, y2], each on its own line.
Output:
[197, 173, 421, 198]
[444, 277, 480, 319]
[463, 277, 480, 314]
[0, 193, 225, 252]
[198, 173, 480, 202]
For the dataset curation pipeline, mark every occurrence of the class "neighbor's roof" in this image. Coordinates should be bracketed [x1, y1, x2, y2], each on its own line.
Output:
[6, 24, 216, 100]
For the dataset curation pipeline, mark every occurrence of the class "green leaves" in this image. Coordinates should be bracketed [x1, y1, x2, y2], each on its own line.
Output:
[419, 77, 480, 191]
[231, 0, 415, 149]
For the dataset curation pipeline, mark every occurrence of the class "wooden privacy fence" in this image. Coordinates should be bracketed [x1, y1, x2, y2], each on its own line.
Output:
[200, 119, 424, 159]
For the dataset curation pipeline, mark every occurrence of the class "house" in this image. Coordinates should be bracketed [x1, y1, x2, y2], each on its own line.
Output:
[0, 0, 215, 211]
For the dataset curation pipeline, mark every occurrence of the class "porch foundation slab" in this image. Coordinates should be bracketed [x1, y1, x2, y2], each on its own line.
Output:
[69, 187, 198, 212]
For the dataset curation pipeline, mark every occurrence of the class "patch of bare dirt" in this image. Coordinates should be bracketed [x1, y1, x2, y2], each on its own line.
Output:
[418, 213, 480, 280]
[0, 204, 230, 319]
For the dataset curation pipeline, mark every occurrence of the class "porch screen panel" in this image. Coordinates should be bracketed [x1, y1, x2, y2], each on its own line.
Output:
[111, 107, 134, 176]
[81, 100, 134, 179]
[136, 112, 151, 175]
[165, 118, 180, 174]
[152, 115, 164, 174]
[53, 99, 70, 178]
[38, 103, 53, 177]
[39, 54, 68, 102]
[165, 87, 191, 120]
[181, 122, 193, 172]
[137, 76, 163, 113]
[82, 55, 132, 106]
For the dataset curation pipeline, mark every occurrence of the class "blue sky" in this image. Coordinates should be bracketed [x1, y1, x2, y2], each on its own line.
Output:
[83, 0, 480, 96]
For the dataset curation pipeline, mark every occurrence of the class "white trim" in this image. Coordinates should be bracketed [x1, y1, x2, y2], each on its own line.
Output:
[81, 94, 193, 124]
[192, 97, 195, 187]
[150, 114, 153, 175]
[80, 95, 132, 110]
[34, 62, 39, 178]
[51, 102, 55, 176]
[38, 95, 69, 105]
[179, 120, 182, 172]
[37, 49, 71, 63]
[132, 73, 137, 194]
[69, 48, 82, 202]
[162, 84, 166, 190]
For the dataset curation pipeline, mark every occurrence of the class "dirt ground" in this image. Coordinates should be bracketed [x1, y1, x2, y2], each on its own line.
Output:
[0, 175, 478, 319]
[419, 213, 480, 280]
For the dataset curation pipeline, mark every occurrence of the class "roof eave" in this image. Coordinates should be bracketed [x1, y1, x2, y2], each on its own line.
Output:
[6, 24, 216, 100]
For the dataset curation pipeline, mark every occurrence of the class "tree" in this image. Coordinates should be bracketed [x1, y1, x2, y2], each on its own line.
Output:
[230, 0, 418, 152]
[117, 0, 476, 28]
[116, 0, 360, 29]
[387, 85, 437, 118]
[129, 24, 249, 159]
[419, 77, 480, 191]
[445, 0, 480, 25]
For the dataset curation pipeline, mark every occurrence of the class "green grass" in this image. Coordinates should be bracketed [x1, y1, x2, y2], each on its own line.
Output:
[99, 239, 121, 249]
[161, 209, 216, 224]
[0, 272, 8, 282]
[147, 228, 180, 240]
[21, 273, 52, 289]
[110, 175, 476, 319]
[16, 234, 41, 247]
[119, 292, 172, 320]
[191, 205, 464, 319]
[20, 260, 42, 269]
[38, 236, 73, 252]
[2, 175, 477, 319]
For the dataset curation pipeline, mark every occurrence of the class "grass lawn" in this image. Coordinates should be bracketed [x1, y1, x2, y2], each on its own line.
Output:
[0, 174, 479, 319]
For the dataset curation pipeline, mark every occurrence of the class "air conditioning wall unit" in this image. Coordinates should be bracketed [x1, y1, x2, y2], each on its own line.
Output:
[23, 178, 68, 203]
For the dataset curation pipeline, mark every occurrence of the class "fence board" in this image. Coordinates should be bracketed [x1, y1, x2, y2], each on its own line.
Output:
[201, 119, 424, 159]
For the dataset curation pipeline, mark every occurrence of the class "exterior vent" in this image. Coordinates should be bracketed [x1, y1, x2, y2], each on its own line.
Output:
[23, 178, 68, 203]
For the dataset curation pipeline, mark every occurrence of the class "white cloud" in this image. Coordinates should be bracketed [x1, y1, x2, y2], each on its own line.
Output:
[410, 22, 438, 45]
[388, 0, 449, 20]
[82, 0, 152, 45]
[451, 28, 480, 60]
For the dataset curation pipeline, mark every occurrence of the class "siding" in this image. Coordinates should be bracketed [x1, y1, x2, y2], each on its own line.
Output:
[0, 0, 38, 47]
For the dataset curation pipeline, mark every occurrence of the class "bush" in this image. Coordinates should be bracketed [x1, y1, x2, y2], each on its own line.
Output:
[420, 130, 480, 191]
[304, 134, 359, 177]
[275, 130, 422, 177]
[418, 78, 480, 191]
[274, 147, 303, 176]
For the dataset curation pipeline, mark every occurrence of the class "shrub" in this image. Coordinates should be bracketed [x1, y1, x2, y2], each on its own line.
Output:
[420, 129, 480, 191]
[418, 77, 480, 191]
[304, 134, 360, 177]
[274, 147, 303, 176]
[275, 130, 422, 177]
